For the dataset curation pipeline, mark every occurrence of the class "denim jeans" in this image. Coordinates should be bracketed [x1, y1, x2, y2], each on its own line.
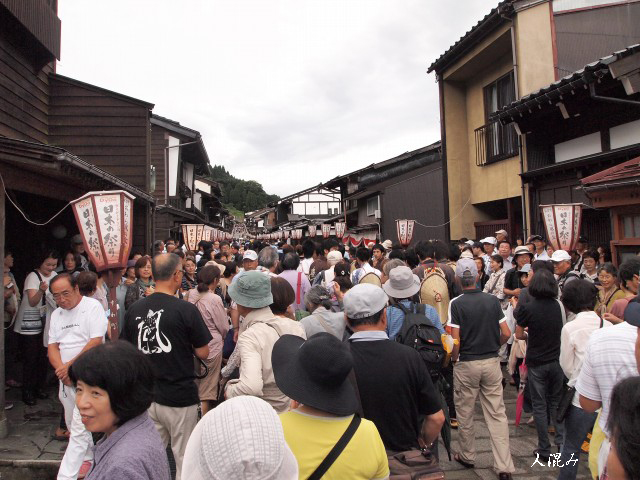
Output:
[527, 361, 565, 456]
[557, 405, 596, 480]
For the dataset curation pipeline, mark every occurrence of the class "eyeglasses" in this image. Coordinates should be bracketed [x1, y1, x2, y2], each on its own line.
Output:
[174, 269, 185, 276]
[52, 291, 73, 300]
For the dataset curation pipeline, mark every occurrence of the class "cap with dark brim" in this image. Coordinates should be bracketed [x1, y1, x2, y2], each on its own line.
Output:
[272, 334, 358, 416]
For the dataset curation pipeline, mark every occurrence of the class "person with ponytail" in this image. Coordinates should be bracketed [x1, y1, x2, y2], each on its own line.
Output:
[185, 265, 229, 414]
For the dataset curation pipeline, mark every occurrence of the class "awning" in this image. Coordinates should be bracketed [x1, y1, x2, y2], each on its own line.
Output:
[0, 137, 154, 203]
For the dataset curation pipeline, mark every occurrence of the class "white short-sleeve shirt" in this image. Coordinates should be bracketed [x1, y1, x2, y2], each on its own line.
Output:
[575, 321, 638, 434]
[48, 296, 107, 364]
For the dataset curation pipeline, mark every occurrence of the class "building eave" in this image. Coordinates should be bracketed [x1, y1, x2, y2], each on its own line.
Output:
[427, 1, 514, 74]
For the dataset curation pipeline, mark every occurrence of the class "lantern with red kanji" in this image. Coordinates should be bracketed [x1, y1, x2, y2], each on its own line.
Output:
[182, 224, 206, 252]
[71, 190, 135, 340]
[540, 204, 583, 251]
[335, 222, 346, 239]
[321, 224, 331, 238]
[396, 219, 416, 248]
[308, 225, 317, 237]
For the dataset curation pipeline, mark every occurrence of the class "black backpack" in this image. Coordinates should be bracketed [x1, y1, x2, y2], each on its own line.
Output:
[395, 302, 446, 382]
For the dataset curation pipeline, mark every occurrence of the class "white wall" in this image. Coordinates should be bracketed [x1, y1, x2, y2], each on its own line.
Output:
[554, 132, 601, 162]
[168, 136, 180, 197]
[610, 119, 640, 150]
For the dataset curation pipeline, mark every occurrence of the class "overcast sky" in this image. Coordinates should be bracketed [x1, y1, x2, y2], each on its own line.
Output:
[57, 1, 500, 197]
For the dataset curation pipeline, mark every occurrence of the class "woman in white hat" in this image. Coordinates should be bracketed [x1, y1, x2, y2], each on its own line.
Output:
[182, 396, 298, 480]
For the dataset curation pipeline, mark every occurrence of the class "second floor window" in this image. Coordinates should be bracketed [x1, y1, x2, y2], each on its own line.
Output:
[367, 196, 379, 217]
[476, 71, 518, 165]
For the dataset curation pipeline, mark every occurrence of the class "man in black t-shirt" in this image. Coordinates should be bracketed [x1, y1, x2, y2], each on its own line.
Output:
[342, 283, 444, 454]
[122, 253, 211, 480]
[449, 258, 515, 479]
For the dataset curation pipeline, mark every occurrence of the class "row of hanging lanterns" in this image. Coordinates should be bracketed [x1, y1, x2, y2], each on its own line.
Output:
[257, 221, 347, 241]
[69, 190, 583, 337]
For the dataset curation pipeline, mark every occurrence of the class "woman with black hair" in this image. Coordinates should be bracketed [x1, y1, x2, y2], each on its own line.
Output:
[185, 265, 228, 415]
[330, 261, 353, 312]
[557, 279, 612, 480]
[181, 257, 197, 293]
[278, 252, 311, 314]
[483, 254, 507, 308]
[70, 341, 169, 480]
[14, 249, 59, 405]
[474, 256, 490, 290]
[594, 263, 626, 319]
[514, 268, 565, 462]
[61, 251, 84, 279]
[124, 256, 154, 311]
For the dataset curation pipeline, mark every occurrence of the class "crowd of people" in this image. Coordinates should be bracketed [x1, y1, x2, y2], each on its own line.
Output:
[3, 229, 640, 480]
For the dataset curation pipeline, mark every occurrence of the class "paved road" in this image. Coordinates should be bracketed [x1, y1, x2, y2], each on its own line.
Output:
[0, 373, 592, 479]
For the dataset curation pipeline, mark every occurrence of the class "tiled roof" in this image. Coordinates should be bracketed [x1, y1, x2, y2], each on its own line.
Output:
[581, 157, 640, 186]
[497, 44, 640, 120]
[427, 1, 513, 74]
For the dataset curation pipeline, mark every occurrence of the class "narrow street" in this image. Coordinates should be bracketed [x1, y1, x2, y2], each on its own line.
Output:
[0, 370, 592, 479]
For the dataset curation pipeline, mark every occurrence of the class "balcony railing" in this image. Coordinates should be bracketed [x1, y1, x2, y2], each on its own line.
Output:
[475, 120, 518, 166]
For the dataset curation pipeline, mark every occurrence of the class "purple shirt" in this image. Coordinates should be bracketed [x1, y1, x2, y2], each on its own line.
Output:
[87, 413, 169, 480]
[278, 269, 311, 312]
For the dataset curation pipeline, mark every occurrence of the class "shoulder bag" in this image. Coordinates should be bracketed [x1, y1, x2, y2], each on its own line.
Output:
[19, 271, 47, 332]
[346, 340, 444, 479]
[556, 314, 603, 423]
[307, 415, 361, 480]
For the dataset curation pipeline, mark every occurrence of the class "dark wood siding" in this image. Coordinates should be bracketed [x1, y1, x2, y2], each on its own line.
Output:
[381, 163, 446, 244]
[554, 3, 640, 75]
[0, 0, 61, 60]
[49, 78, 150, 190]
[0, 33, 51, 143]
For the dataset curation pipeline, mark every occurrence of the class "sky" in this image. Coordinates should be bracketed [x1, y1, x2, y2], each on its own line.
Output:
[57, 1, 500, 197]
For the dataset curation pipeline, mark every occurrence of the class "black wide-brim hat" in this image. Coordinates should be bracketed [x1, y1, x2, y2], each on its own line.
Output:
[272, 333, 358, 416]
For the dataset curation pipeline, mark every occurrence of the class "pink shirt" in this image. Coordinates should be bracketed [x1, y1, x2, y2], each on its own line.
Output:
[186, 289, 229, 359]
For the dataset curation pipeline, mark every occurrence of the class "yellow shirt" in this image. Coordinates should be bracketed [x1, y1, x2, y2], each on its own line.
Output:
[280, 410, 389, 480]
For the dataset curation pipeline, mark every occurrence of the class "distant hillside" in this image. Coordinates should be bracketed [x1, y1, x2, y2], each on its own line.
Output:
[209, 165, 279, 216]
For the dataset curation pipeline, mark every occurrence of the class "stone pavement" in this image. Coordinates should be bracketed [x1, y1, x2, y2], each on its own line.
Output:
[0, 373, 593, 479]
[435, 372, 592, 480]
[0, 383, 65, 479]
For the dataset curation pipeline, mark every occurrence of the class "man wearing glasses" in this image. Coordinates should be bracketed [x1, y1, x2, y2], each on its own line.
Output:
[48, 273, 107, 479]
[122, 253, 212, 480]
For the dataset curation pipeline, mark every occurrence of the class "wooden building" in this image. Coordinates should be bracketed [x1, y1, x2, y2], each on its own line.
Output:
[150, 115, 222, 240]
[0, 0, 152, 255]
[49, 74, 155, 250]
[581, 158, 640, 265]
[497, 45, 640, 249]
[324, 142, 445, 245]
[428, 0, 640, 242]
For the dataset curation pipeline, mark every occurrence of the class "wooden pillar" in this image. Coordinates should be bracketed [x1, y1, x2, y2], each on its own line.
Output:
[507, 198, 516, 243]
[0, 190, 7, 438]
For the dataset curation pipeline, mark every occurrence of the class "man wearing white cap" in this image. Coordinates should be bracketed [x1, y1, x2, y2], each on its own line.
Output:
[241, 250, 258, 272]
[480, 237, 497, 276]
[343, 284, 445, 463]
[495, 229, 508, 244]
[551, 250, 579, 297]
